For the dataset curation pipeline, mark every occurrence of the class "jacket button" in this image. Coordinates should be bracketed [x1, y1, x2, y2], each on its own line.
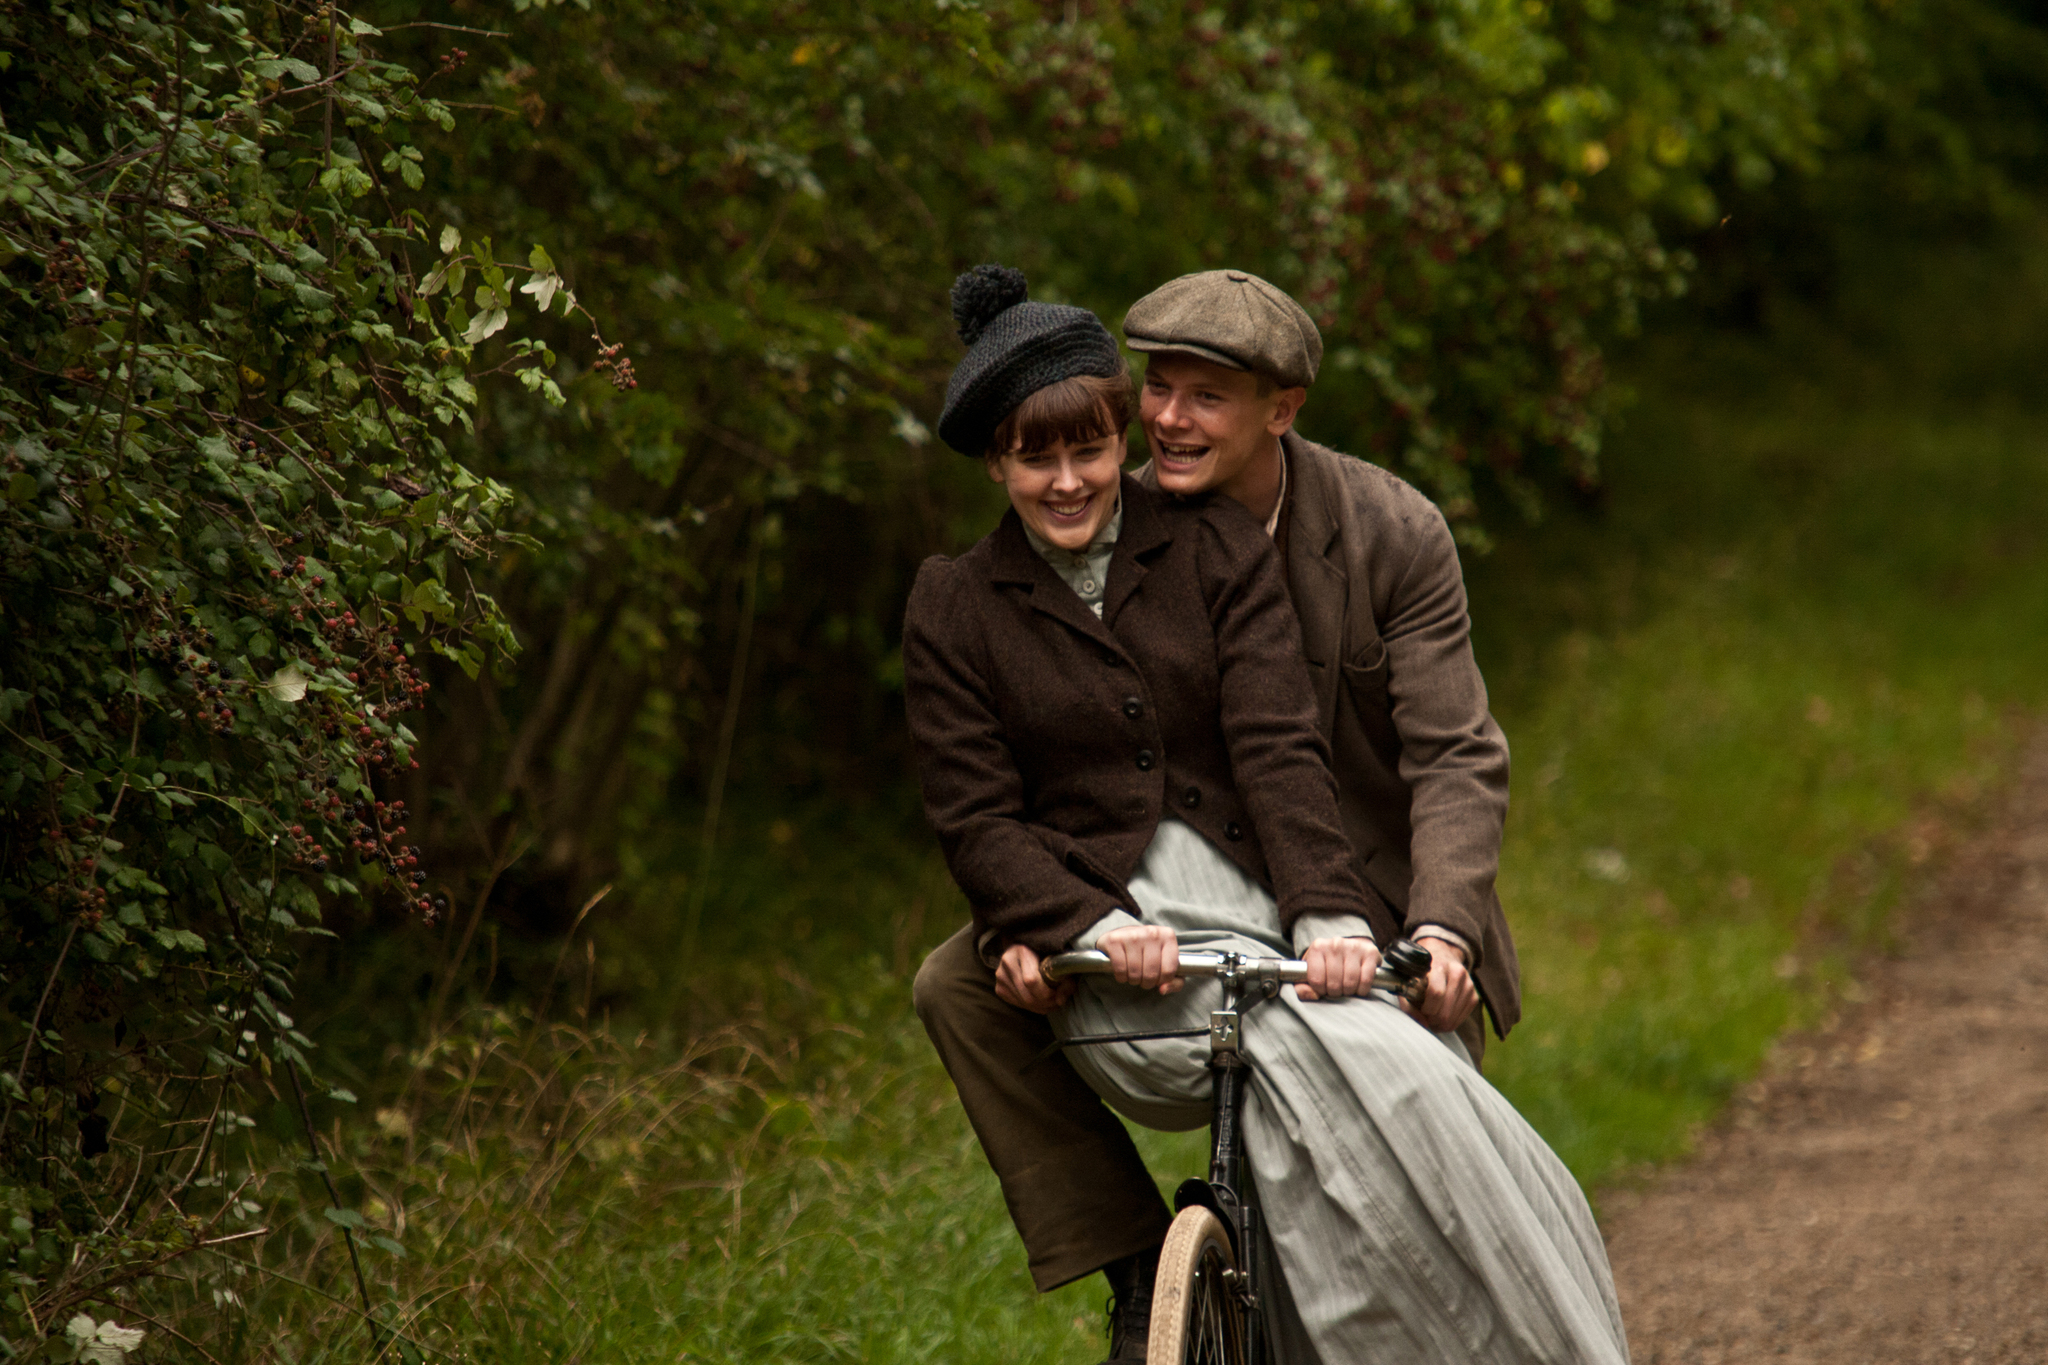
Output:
[1225, 821, 1244, 841]
[1122, 696, 1144, 720]
[1181, 786, 1201, 809]
[1135, 749, 1156, 772]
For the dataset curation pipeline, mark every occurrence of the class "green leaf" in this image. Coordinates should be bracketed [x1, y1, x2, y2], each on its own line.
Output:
[264, 664, 309, 702]
[440, 225, 461, 254]
[462, 307, 508, 344]
[519, 272, 560, 312]
[251, 57, 322, 83]
[322, 1208, 369, 1230]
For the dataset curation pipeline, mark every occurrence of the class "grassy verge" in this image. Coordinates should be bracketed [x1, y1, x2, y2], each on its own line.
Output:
[212, 229, 2048, 1363]
[1469, 226, 2048, 1175]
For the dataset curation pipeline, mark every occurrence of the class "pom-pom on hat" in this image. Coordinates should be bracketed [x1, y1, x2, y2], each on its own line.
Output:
[938, 265, 1127, 457]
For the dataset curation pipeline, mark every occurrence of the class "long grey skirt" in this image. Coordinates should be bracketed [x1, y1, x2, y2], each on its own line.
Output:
[1053, 821, 1630, 1364]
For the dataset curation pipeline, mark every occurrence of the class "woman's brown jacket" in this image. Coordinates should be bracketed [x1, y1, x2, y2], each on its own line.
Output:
[903, 475, 1374, 955]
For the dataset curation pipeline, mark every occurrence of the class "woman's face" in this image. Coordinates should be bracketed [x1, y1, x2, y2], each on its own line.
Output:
[986, 430, 1126, 551]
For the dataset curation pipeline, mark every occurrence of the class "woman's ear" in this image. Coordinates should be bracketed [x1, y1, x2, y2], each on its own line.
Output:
[985, 453, 1009, 485]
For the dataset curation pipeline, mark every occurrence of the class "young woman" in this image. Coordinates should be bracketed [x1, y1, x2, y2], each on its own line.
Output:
[904, 265, 1629, 1364]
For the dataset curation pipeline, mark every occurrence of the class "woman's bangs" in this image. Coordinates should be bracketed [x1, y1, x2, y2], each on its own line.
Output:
[996, 373, 1133, 455]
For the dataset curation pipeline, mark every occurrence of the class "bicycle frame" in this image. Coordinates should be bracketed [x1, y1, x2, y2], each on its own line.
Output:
[1042, 941, 1432, 1361]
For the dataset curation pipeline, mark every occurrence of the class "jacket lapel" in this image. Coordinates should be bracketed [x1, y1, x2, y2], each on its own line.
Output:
[1103, 475, 1170, 628]
[1281, 432, 1346, 736]
[987, 509, 1121, 650]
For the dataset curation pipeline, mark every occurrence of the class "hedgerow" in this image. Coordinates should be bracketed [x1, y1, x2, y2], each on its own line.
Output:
[0, 0, 613, 1347]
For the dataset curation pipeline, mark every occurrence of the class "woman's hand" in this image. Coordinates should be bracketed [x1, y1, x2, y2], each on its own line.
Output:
[1295, 937, 1381, 1001]
[1099, 923, 1184, 994]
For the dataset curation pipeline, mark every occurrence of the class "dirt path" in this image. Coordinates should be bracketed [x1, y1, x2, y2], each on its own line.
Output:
[1600, 735, 2048, 1364]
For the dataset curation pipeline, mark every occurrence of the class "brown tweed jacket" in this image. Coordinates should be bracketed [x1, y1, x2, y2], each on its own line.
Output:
[1142, 431, 1520, 1035]
[902, 475, 1375, 957]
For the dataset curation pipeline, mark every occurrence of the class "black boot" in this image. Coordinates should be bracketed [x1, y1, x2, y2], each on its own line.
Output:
[1100, 1244, 1161, 1364]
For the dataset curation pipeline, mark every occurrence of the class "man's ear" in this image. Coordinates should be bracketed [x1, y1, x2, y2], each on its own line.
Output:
[1266, 386, 1309, 436]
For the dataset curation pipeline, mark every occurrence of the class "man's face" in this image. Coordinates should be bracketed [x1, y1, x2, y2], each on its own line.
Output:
[1139, 353, 1305, 502]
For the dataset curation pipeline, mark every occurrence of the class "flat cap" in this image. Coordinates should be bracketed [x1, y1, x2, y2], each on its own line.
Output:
[1122, 269, 1322, 388]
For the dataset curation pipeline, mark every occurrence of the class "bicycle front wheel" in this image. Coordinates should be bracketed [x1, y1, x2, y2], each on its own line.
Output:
[1147, 1205, 1249, 1365]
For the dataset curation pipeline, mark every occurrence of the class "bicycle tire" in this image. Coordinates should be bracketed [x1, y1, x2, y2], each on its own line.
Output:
[1147, 1206, 1249, 1365]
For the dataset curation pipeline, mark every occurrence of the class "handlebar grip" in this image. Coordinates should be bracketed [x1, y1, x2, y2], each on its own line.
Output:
[1382, 938, 1434, 982]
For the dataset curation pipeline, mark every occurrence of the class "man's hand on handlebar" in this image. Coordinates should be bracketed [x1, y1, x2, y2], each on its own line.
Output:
[1098, 923, 1185, 994]
[1412, 935, 1479, 1032]
[1295, 937, 1381, 1001]
[994, 943, 1076, 1014]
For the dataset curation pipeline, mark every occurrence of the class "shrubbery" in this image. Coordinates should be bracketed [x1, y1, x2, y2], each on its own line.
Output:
[0, 0, 604, 1345]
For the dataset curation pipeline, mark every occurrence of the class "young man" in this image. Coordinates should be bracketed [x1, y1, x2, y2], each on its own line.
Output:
[911, 268, 1517, 1363]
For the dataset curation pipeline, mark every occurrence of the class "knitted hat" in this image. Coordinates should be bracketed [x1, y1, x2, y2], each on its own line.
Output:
[937, 265, 1127, 457]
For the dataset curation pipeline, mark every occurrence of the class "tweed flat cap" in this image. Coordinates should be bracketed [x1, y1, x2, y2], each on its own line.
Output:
[1122, 269, 1323, 388]
[938, 265, 1127, 457]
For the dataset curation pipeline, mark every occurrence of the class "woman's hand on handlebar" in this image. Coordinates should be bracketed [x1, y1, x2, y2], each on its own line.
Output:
[1098, 923, 1185, 995]
[1295, 937, 1382, 1001]
[995, 943, 1076, 1014]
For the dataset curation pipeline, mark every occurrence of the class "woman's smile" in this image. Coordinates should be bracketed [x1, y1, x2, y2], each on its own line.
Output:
[987, 431, 1127, 551]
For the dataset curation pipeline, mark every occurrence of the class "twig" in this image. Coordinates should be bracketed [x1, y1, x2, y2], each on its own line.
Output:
[682, 507, 764, 953]
[194, 1250, 445, 1357]
[428, 830, 534, 1028]
[379, 21, 511, 36]
[322, 10, 338, 172]
[8, 920, 79, 1103]
[108, 26, 186, 467]
[285, 1060, 390, 1363]
[529, 884, 611, 1028]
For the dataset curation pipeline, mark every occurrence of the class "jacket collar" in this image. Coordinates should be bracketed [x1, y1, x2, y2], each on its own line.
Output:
[1279, 431, 1347, 732]
[1281, 430, 1343, 561]
[987, 474, 1169, 638]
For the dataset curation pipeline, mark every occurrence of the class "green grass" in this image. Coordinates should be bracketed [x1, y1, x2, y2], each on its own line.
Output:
[1469, 227, 2048, 1175]
[210, 228, 2048, 1363]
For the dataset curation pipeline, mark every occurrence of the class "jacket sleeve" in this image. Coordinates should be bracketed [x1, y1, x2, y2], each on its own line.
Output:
[1199, 509, 1375, 934]
[1373, 493, 1510, 953]
[902, 558, 1126, 955]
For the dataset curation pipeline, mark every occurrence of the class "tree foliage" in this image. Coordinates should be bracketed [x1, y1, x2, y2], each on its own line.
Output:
[372, 0, 1872, 915]
[0, 0, 604, 1341]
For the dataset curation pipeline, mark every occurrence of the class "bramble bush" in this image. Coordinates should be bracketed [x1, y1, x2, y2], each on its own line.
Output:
[0, 0, 618, 1349]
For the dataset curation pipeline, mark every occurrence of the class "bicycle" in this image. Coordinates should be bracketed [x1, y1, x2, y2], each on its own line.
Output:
[1040, 939, 1434, 1365]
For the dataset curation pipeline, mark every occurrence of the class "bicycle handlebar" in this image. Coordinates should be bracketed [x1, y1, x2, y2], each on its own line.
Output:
[1041, 948, 1310, 983]
[1042, 947, 1426, 1002]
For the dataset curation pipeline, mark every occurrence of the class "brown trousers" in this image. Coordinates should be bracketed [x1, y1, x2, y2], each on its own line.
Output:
[912, 922, 1487, 1292]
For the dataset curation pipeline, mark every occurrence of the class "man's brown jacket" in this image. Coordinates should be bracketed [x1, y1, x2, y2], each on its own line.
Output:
[1141, 432, 1521, 1035]
[902, 476, 1373, 957]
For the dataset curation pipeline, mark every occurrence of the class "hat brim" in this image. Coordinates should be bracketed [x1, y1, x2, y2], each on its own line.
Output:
[1124, 336, 1250, 371]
